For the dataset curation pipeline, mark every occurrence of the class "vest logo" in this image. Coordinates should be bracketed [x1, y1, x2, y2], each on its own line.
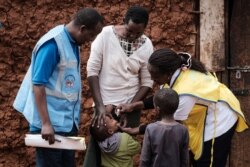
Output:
[65, 75, 75, 88]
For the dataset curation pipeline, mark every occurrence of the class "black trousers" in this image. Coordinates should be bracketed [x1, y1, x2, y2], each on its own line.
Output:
[191, 122, 237, 167]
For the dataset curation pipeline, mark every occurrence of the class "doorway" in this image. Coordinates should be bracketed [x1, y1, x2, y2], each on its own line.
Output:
[228, 0, 250, 166]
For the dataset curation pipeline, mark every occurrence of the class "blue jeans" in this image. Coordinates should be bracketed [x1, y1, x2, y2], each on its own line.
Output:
[31, 124, 78, 167]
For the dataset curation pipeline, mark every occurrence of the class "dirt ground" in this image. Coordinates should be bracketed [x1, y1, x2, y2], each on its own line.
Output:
[0, 0, 196, 166]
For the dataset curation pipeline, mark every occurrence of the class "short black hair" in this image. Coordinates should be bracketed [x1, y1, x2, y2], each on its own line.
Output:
[154, 88, 179, 116]
[89, 116, 112, 142]
[124, 6, 149, 27]
[73, 7, 103, 29]
[90, 124, 110, 142]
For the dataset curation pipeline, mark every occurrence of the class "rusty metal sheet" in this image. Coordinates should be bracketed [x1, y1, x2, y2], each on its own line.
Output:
[200, 0, 225, 71]
[229, 0, 250, 166]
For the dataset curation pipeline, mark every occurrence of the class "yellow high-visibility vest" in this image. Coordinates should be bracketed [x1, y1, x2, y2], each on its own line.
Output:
[164, 69, 248, 160]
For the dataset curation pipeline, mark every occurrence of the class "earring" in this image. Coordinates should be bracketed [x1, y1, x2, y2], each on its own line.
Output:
[181, 66, 188, 71]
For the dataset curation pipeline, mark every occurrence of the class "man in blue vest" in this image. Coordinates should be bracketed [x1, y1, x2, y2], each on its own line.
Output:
[13, 8, 103, 167]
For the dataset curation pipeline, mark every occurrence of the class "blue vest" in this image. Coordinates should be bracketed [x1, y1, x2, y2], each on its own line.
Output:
[13, 25, 81, 132]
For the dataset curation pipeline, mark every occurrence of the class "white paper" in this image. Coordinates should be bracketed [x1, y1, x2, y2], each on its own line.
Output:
[25, 134, 86, 150]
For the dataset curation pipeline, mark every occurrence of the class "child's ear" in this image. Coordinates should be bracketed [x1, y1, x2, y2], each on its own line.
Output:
[108, 129, 114, 135]
[156, 106, 160, 111]
[80, 25, 86, 33]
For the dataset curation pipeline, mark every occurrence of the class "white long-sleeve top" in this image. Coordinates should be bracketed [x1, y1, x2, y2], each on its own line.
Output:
[87, 26, 154, 105]
[170, 69, 238, 141]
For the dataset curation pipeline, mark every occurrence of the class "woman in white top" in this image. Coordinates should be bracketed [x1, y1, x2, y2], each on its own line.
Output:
[118, 48, 248, 167]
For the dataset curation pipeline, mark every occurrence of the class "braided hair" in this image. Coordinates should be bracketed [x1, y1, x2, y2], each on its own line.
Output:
[148, 48, 207, 74]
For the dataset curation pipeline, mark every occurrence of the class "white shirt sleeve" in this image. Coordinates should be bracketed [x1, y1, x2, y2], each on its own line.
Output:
[139, 39, 154, 88]
[174, 95, 197, 120]
[87, 31, 104, 77]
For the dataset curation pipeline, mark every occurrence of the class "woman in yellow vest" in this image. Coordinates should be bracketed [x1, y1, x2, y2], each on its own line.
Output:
[117, 48, 248, 167]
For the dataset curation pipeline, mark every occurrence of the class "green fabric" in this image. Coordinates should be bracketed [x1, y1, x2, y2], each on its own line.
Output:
[101, 133, 140, 167]
[83, 107, 141, 167]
